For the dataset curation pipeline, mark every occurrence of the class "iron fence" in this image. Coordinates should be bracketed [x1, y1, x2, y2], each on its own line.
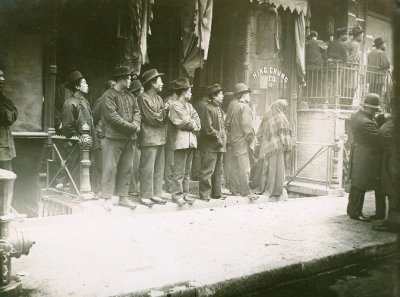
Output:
[303, 61, 392, 110]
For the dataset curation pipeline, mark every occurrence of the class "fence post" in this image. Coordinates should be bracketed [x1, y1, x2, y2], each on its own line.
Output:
[79, 122, 93, 199]
[330, 137, 341, 189]
[46, 128, 56, 189]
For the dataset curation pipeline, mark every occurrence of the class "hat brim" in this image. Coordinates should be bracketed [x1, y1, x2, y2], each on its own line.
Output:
[142, 73, 164, 85]
[234, 89, 252, 95]
[361, 103, 380, 109]
[207, 87, 223, 96]
[173, 84, 193, 90]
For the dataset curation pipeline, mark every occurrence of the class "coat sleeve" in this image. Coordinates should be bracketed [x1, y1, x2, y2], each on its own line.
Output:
[241, 105, 255, 143]
[190, 105, 201, 132]
[0, 98, 18, 127]
[101, 92, 137, 132]
[201, 107, 218, 139]
[169, 101, 191, 129]
[361, 120, 380, 143]
[380, 52, 390, 70]
[92, 97, 102, 126]
[138, 94, 165, 127]
[60, 101, 79, 137]
[131, 95, 141, 133]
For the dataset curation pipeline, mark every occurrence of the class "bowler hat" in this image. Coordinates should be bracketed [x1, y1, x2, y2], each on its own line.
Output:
[233, 83, 252, 95]
[309, 30, 318, 38]
[112, 66, 132, 78]
[361, 93, 380, 109]
[170, 78, 192, 90]
[141, 68, 164, 85]
[130, 79, 143, 93]
[65, 70, 83, 85]
[206, 84, 223, 96]
[351, 26, 364, 36]
[374, 37, 385, 48]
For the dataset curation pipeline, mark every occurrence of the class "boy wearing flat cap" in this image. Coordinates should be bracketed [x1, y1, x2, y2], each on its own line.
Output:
[100, 66, 141, 210]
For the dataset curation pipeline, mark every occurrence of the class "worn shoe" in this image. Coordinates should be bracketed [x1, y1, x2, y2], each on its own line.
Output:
[212, 194, 227, 200]
[198, 196, 211, 202]
[245, 193, 259, 200]
[151, 196, 167, 205]
[118, 196, 137, 209]
[183, 194, 195, 204]
[350, 216, 371, 222]
[140, 198, 154, 207]
[103, 199, 114, 212]
[173, 196, 186, 206]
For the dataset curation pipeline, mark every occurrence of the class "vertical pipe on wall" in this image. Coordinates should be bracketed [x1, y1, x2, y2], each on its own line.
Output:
[44, 0, 58, 131]
[243, 6, 251, 86]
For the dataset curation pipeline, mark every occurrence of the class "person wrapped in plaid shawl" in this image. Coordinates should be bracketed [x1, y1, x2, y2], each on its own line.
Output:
[254, 99, 294, 197]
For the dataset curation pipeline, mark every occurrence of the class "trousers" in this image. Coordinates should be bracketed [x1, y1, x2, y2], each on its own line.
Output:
[199, 151, 223, 198]
[347, 186, 385, 218]
[101, 137, 134, 199]
[171, 149, 193, 197]
[230, 153, 252, 196]
[139, 145, 165, 199]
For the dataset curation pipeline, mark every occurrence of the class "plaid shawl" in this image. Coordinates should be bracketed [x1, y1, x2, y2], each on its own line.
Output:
[257, 99, 293, 159]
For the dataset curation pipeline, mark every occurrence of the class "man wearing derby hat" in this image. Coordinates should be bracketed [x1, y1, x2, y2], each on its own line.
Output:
[60, 70, 95, 191]
[224, 83, 258, 200]
[100, 66, 141, 210]
[137, 68, 168, 206]
[367, 37, 390, 96]
[347, 93, 384, 222]
[327, 27, 349, 62]
[168, 78, 200, 205]
[198, 84, 226, 201]
[0, 69, 17, 171]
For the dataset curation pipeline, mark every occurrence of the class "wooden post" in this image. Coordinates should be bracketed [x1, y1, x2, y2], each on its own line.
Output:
[79, 123, 93, 200]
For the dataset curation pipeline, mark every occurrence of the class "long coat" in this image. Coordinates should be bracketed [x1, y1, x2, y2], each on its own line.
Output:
[349, 109, 381, 190]
[379, 119, 398, 196]
[0, 92, 17, 161]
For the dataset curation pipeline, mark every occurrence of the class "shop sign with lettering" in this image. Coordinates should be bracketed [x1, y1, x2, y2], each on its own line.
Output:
[252, 66, 288, 89]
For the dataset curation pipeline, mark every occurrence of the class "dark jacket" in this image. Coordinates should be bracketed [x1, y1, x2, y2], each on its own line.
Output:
[61, 93, 94, 138]
[199, 101, 226, 153]
[0, 92, 17, 161]
[327, 39, 349, 62]
[349, 109, 381, 190]
[379, 119, 398, 196]
[137, 90, 167, 146]
[100, 88, 141, 140]
[225, 100, 255, 156]
[306, 38, 327, 67]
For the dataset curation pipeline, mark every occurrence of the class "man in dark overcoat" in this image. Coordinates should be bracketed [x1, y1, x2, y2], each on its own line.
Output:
[347, 93, 383, 221]
[198, 84, 226, 201]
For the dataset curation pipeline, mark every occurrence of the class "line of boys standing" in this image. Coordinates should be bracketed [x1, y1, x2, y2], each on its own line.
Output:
[60, 66, 259, 210]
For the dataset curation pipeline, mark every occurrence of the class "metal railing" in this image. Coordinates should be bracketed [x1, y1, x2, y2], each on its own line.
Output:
[303, 61, 392, 110]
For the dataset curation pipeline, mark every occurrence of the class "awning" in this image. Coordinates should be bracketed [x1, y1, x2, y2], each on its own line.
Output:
[250, 0, 309, 16]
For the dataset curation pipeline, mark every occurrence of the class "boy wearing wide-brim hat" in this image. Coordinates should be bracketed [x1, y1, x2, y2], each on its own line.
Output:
[168, 78, 201, 205]
[137, 68, 169, 206]
[197, 83, 227, 201]
[367, 37, 390, 96]
[60, 70, 94, 193]
[100, 66, 141, 210]
[347, 93, 383, 222]
[225, 83, 258, 200]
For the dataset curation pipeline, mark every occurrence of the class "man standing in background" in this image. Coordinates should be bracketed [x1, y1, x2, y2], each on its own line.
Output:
[367, 37, 390, 97]
[0, 69, 17, 171]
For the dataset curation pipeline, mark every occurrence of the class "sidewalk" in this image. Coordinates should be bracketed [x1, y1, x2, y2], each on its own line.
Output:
[12, 193, 397, 297]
